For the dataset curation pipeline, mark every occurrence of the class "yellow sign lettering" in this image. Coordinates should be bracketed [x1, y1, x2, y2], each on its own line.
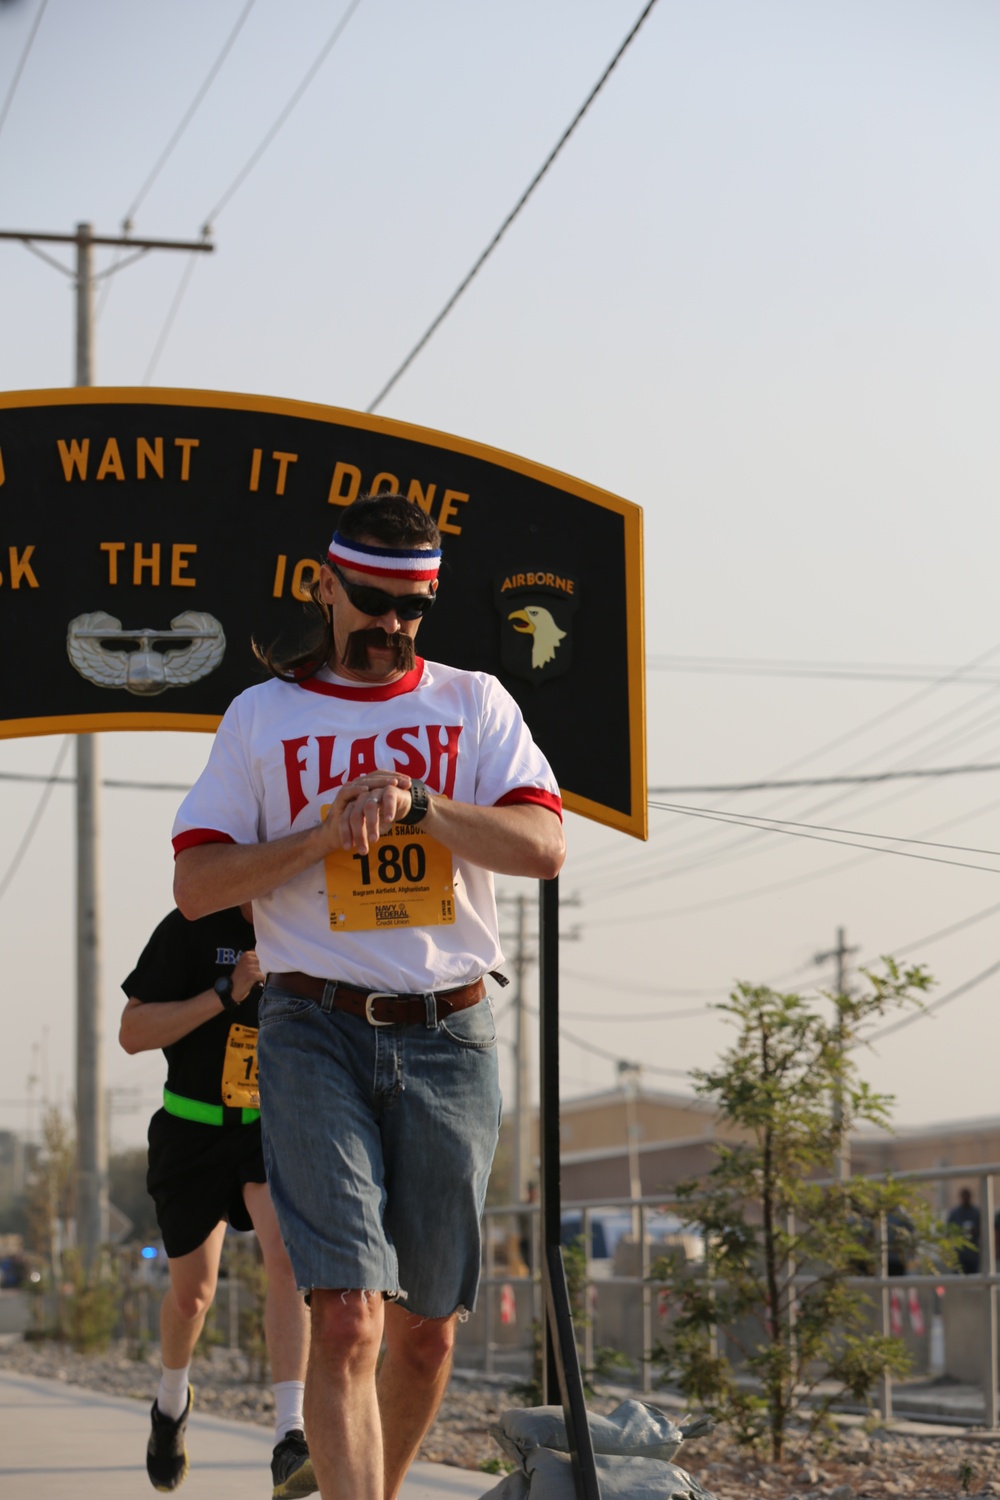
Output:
[100, 542, 125, 584]
[328, 461, 362, 507]
[58, 437, 90, 481]
[170, 543, 197, 587]
[136, 436, 164, 479]
[0, 446, 5, 487]
[272, 554, 287, 597]
[96, 437, 125, 482]
[8, 546, 37, 589]
[371, 471, 399, 496]
[133, 543, 161, 585]
[438, 489, 468, 535]
[249, 448, 263, 492]
[291, 558, 320, 600]
[407, 480, 436, 514]
[273, 451, 298, 496]
[174, 438, 199, 481]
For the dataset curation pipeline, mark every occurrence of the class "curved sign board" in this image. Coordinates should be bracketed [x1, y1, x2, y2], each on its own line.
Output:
[0, 388, 646, 839]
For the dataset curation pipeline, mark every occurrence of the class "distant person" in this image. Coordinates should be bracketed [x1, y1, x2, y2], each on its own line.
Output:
[948, 1188, 981, 1274]
[120, 907, 313, 1498]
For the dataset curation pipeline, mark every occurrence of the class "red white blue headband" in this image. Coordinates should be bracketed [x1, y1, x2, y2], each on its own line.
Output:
[327, 532, 441, 583]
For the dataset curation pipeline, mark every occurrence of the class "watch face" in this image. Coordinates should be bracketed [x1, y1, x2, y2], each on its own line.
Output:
[215, 977, 231, 997]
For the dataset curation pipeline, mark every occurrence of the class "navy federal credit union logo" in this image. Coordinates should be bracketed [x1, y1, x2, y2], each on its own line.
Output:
[494, 568, 579, 685]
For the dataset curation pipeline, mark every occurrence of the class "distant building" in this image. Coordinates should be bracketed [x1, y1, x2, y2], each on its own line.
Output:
[511, 1088, 1000, 1210]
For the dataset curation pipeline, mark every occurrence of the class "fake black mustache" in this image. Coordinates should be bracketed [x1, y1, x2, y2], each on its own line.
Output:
[342, 627, 416, 673]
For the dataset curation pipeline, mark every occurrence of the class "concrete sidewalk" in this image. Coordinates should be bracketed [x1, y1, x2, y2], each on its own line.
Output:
[0, 1369, 491, 1499]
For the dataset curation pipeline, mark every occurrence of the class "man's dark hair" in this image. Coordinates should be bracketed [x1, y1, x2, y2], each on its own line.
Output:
[252, 494, 441, 681]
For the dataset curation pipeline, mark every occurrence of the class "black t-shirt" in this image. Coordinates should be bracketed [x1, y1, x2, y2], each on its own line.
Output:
[121, 907, 258, 1107]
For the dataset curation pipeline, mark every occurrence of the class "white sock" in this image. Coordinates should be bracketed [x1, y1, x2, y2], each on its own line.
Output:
[273, 1380, 306, 1442]
[157, 1363, 191, 1421]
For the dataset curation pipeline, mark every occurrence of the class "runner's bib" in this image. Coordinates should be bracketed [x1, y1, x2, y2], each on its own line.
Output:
[322, 808, 456, 931]
[221, 1022, 259, 1109]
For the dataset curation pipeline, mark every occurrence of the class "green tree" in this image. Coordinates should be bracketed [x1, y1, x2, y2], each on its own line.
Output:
[653, 963, 955, 1461]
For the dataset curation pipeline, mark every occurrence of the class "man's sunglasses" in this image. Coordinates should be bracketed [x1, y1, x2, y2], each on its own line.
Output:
[327, 560, 437, 621]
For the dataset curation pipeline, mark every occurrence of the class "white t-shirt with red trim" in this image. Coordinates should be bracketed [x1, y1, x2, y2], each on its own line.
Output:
[172, 657, 562, 992]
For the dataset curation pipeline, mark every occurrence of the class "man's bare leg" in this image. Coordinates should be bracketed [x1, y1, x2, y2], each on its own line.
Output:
[243, 1181, 309, 1383]
[378, 1302, 457, 1500]
[160, 1219, 228, 1370]
[305, 1288, 385, 1500]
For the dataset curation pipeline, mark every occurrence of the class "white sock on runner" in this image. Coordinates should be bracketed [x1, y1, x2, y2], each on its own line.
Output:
[156, 1364, 191, 1421]
[273, 1380, 306, 1442]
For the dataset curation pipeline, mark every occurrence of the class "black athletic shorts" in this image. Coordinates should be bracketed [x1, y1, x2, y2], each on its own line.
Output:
[146, 1108, 267, 1259]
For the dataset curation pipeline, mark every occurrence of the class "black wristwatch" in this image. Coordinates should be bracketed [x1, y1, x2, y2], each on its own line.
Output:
[214, 975, 240, 1012]
[397, 779, 430, 825]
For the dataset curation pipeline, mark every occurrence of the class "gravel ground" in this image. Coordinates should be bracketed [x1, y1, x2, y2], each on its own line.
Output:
[3, 1335, 1000, 1495]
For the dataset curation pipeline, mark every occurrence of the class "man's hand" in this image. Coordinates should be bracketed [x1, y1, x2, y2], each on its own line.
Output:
[230, 948, 264, 1004]
[332, 771, 413, 855]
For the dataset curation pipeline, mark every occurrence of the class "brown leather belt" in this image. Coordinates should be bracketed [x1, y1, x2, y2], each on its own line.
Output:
[268, 971, 486, 1027]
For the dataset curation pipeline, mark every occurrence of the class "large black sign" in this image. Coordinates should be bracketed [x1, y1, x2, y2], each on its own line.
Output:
[0, 389, 646, 838]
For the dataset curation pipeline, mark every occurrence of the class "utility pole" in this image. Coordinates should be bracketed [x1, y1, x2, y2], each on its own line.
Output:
[0, 221, 213, 1267]
[814, 925, 859, 1183]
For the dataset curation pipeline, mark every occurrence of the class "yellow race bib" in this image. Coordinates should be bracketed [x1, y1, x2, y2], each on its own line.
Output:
[322, 809, 456, 932]
[221, 1023, 259, 1109]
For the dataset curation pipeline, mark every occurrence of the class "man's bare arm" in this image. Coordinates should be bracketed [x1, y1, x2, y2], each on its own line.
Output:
[175, 775, 565, 919]
[119, 952, 263, 1052]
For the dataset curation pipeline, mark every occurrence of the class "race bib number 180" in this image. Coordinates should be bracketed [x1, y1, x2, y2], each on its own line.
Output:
[321, 808, 456, 931]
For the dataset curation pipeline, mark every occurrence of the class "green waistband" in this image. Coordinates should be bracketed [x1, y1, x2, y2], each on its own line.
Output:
[163, 1088, 260, 1126]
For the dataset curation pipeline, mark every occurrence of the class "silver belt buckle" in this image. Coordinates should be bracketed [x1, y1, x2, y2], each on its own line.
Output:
[364, 991, 397, 1026]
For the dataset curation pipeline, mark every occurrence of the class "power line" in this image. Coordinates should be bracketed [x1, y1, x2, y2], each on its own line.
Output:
[141, 0, 365, 373]
[862, 960, 1000, 1046]
[0, 0, 49, 147]
[652, 803, 1000, 862]
[649, 799, 1000, 878]
[125, 0, 260, 226]
[142, 251, 203, 384]
[560, 966, 724, 999]
[366, 0, 662, 412]
[0, 735, 70, 903]
[648, 762, 1000, 795]
[202, 0, 365, 226]
[648, 654, 1000, 685]
[571, 642, 1000, 886]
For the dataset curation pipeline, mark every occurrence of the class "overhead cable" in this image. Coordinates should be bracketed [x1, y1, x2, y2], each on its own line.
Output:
[648, 762, 1000, 795]
[571, 640, 1000, 883]
[0, 0, 50, 147]
[649, 799, 1000, 877]
[143, 0, 365, 375]
[366, 0, 662, 412]
[862, 960, 1000, 1046]
[0, 736, 70, 903]
[648, 654, 1000, 685]
[125, 0, 260, 225]
[202, 0, 366, 225]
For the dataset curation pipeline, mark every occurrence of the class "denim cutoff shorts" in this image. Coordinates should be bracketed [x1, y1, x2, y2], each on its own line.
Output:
[257, 981, 502, 1319]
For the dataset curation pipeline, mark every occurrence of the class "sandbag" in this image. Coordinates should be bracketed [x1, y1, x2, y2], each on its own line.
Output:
[490, 1401, 710, 1465]
[479, 1400, 717, 1500]
[479, 1448, 716, 1500]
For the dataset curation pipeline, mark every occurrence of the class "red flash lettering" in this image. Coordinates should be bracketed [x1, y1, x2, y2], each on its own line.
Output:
[282, 736, 310, 824]
[385, 726, 424, 779]
[347, 736, 379, 781]
[424, 724, 462, 798]
[316, 735, 344, 795]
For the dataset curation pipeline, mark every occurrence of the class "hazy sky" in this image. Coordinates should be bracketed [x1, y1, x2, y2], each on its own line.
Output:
[1, 0, 999, 1152]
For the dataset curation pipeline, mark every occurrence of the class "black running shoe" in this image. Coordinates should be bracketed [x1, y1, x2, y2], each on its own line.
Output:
[271, 1429, 317, 1499]
[146, 1385, 193, 1492]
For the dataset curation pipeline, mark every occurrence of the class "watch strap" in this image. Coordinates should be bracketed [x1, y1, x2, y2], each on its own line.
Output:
[397, 779, 429, 826]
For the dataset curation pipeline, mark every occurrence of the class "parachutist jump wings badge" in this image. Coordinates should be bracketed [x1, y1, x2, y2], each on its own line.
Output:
[66, 611, 226, 696]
